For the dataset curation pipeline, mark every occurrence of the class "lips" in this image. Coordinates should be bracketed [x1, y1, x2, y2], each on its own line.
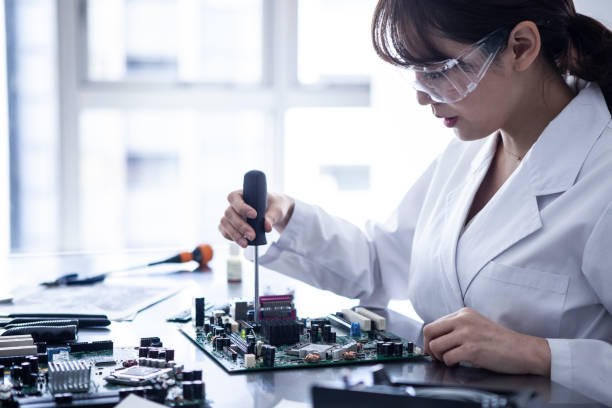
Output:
[434, 112, 459, 128]
[443, 117, 459, 127]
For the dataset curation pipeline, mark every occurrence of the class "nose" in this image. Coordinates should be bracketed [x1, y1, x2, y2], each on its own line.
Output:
[416, 90, 434, 106]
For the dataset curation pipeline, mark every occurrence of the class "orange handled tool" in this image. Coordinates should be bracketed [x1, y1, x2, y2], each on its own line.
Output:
[148, 244, 214, 267]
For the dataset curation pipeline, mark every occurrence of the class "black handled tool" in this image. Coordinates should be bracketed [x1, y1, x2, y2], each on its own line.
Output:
[2, 325, 77, 343]
[0, 313, 111, 329]
[0, 317, 110, 328]
[243, 170, 267, 323]
[4, 313, 108, 319]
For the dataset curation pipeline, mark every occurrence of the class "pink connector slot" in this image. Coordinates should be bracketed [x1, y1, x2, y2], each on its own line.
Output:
[259, 294, 293, 305]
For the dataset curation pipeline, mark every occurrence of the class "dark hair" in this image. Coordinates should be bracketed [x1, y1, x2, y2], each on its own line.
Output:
[372, 0, 612, 111]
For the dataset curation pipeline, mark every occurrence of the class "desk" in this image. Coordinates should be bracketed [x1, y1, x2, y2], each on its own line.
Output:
[2, 249, 606, 407]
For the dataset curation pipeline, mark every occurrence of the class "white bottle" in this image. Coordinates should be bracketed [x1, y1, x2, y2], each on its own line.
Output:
[227, 243, 243, 283]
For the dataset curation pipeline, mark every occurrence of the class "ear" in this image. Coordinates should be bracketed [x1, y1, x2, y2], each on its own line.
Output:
[507, 21, 541, 72]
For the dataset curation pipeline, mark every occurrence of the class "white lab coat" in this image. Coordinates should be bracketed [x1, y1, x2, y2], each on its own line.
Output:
[259, 81, 612, 403]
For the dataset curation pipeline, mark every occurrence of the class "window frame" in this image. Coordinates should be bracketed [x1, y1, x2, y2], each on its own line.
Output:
[56, 0, 371, 250]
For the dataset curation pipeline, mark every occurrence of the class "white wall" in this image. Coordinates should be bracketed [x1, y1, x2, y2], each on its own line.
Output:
[575, 0, 612, 28]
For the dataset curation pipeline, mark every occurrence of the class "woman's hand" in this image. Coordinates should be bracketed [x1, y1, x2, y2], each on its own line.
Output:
[423, 307, 551, 376]
[219, 190, 295, 248]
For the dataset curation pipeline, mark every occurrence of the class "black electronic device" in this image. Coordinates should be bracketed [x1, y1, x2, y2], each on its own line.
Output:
[311, 366, 541, 408]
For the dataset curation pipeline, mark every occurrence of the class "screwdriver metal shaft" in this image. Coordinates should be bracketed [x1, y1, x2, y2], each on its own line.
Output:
[254, 246, 260, 323]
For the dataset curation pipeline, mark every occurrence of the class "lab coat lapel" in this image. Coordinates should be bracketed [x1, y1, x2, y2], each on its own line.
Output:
[458, 169, 543, 295]
[439, 137, 496, 310]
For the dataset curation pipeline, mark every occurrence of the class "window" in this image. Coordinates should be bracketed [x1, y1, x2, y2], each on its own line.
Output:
[87, 0, 263, 83]
[79, 108, 273, 249]
[8, 0, 452, 253]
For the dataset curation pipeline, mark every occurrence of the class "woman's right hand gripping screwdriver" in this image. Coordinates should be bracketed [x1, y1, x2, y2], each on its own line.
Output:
[219, 190, 295, 248]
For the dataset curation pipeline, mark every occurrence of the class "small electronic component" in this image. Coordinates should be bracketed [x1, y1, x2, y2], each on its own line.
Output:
[393, 342, 403, 357]
[261, 345, 276, 367]
[68, 340, 113, 353]
[326, 314, 352, 331]
[105, 365, 173, 386]
[261, 320, 300, 346]
[121, 359, 137, 368]
[0, 335, 34, 348]
[48, 361, 91, 393]
[0, 345, 37, 357]
[194, 297, 205, 327]
[221, 315, 239, 333]
[47, 346, 70, 362]
[350, 322, 361, 337]
[140, 337, 161, 347]
[289, 343, 333, 360]
[259, 295, 297, 320]
[303, 353, 321, 363]
[244, 353, 256, 368]
[331, 342, 358, 361]
[94, 357, 117, 366]
[0, 335, 37, 360]
[342, 308, 372, 331]
[233, 301, 249, 321]
[343, 351, 357, 360]
[382, 342, 392, 357]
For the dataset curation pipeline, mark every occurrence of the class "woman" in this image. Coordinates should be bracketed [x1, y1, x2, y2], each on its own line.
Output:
[219, 0, 612, 400]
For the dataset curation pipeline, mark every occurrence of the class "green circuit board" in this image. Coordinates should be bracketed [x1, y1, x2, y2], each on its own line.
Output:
[180, 321, 425, 373]
[0, 344, 209, 408]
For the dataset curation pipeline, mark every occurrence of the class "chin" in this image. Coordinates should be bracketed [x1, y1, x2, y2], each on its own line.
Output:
[453, 127, 489, 142]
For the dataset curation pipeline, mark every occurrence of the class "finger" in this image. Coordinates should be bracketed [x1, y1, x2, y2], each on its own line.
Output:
[441, 344, 470, 367]
[218, 223, 247, 247]
[428, 331, 463, 362]
[219, 222, 244, 247]
[265, 206, 284, 232]
[224, 206, 255, 240]
[228, 190, 257, 219]
[218, 224, 232, 241]
[220, 217, 248, 248]
[423, 318, 455, 346]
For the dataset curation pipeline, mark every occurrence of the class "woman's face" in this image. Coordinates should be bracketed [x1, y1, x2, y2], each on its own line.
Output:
[415, 34, 517, 141]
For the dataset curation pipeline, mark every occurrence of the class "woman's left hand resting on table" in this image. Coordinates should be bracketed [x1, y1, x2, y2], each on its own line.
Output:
[423, 307, 551, 376]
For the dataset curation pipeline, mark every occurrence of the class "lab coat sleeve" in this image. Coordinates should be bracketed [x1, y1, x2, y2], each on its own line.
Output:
[547, 200, 612, 406]
[258, 160, 438, 308]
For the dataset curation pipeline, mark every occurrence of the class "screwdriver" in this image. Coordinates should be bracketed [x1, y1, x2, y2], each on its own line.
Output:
[243, 170, 267, 324]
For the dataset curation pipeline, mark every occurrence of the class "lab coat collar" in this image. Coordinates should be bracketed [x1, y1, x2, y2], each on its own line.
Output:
[469, 135, 497, 174]
[468, 81, 611, 194]
[523, 81, 611, 196]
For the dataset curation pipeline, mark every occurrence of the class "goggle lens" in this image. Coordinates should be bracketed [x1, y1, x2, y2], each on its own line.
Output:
[400, 29, 507, 103]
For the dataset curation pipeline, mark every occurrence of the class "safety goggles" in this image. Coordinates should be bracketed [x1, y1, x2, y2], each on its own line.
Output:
[403, 28, 509, 103]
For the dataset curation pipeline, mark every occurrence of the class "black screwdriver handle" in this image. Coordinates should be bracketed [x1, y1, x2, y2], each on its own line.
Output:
[243, 170, 267, 246]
